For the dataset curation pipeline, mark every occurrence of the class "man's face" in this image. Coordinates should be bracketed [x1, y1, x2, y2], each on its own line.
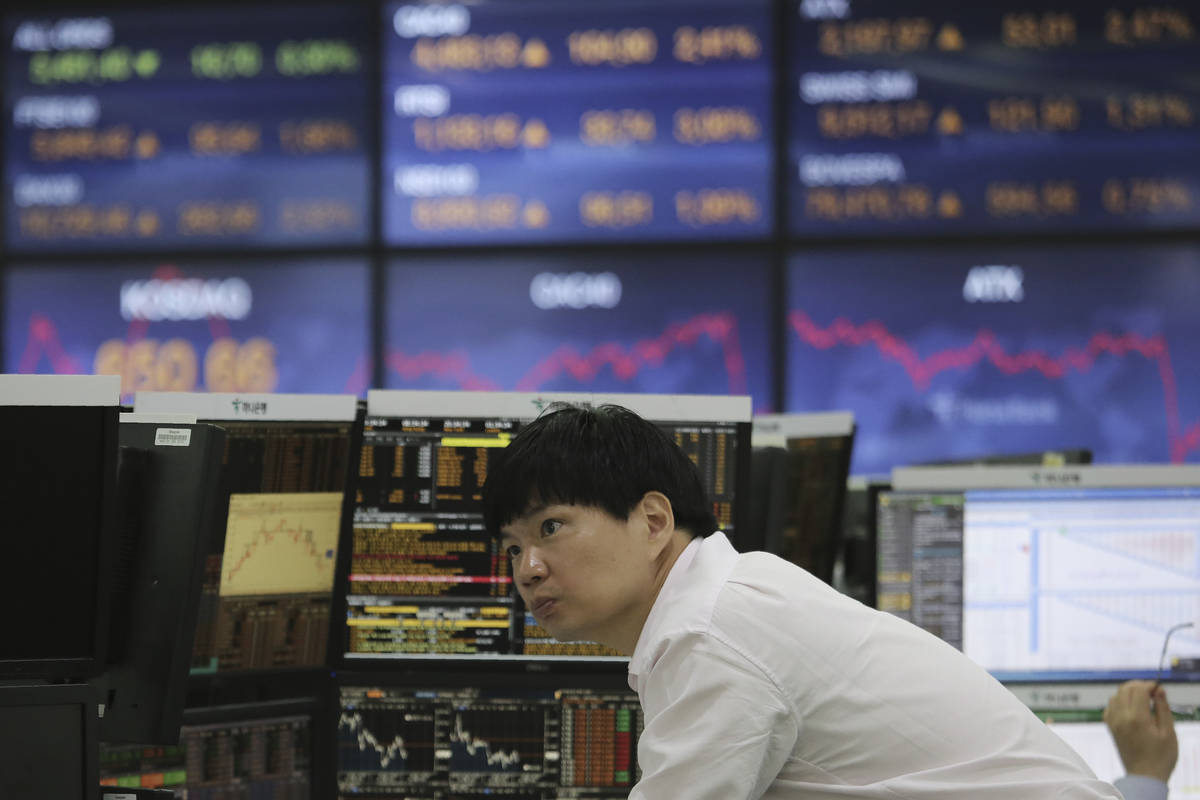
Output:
[500, 502, 655, 652]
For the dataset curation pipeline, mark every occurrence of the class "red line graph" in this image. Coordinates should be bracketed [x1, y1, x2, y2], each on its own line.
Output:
[789, 310, 1200, 463]
[224, 517, 331, 586]
[386, 311, 748, 394]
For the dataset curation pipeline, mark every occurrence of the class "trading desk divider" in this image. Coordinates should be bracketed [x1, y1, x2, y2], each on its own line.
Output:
[132, 391, 365, 699]
[333, 390, 752, 667]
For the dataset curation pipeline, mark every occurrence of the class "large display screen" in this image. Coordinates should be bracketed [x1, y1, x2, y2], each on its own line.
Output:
[4, 5, 371, 251]
[787, 244, 1200, 474]
[383, 0, 773, 244]
[4, 258, 371, 396]
[788, 0, 1200, 235]
[383, 252, 772, 409]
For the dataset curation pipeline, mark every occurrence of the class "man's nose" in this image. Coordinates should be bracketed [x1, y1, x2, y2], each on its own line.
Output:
[516, 548, 547, 587]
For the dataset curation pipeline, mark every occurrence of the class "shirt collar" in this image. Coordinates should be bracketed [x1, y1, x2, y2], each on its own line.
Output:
[627, 531, 738, 687]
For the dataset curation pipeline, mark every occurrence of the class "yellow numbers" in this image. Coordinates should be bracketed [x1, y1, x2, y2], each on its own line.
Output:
[817, 18, 933, 56]
[411, 195, 528, 230]
[31, 126, 134, 161]
[279, 200, 356, 232]
[567, 28, 657, 66]
[986, 180, 1078, 217]
[1102, 178, 1193, 215]
[1106, 8, 1194, 45]
[411, 34, 550, 71]
[275, 39, 360, 76]
[580, 109, 656, 145]
[189, 121, 261, 155]
[94, 338, 199, 395]
[279, 119, 358, 154]
[1001, 12, 1077, 48]
[205, 338, 278, 394]
[817, 101, 933, 138]
[579, 191, 653, 228]
[412, 114, 547, 152]
[1106, 93, 1194, 129]
[18, 205, 136, 238]
[675, 189, 760, 227]
[178, 201, 260, 236]
[987, 96, 1080, 132]
[191, 42, 263, 80]
[673, 25, 762, 64]
[29, 47, 160, 85]
[674, 107, 761, 145]
[804, 185, 934, 222]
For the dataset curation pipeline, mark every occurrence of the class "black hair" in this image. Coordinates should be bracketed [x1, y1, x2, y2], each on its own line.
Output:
[482, 403, 719, 539]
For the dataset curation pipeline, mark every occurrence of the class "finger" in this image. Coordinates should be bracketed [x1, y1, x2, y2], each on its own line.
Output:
[1153, 687, 1172, 727]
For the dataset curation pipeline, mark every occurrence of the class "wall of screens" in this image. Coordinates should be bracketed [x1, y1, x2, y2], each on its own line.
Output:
[4, 6, 372, 251]
[788, 0, 1200, 236]
[786, 243, 1200, 475]
[2, 0, 1199, 471]
[383, 251, 772, 406]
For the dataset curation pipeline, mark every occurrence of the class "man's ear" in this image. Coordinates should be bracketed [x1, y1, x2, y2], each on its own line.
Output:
[639, 491, 675, 554]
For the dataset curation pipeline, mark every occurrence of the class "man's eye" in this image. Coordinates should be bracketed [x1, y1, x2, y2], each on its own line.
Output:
[541, 519, 562, 536]
[505, 544, 520, 559]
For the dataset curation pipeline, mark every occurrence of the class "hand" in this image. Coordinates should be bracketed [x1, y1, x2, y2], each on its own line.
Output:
[1103, 680, 1178, 783]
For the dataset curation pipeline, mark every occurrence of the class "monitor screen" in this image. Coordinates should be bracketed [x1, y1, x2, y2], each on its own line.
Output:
[1044, 717, 1200, 799]
[191, 415, 358, 674]
[338, 679, 640, 798]
[878, 484, 1200, 681]
[383, 251, 772, 410]
[99, 700, 314, 797]
[4, 5, 371, 252]
[787, 0, 1200, 236]
[341, 391, 749, 662]
[0, 687, 95, 800]
[748, 413, 856, 577]
[382, 0, 773, 244]
[786, 243, 1200, 475]
[4, 257, 371, 397]
[0, 400, 117, 678]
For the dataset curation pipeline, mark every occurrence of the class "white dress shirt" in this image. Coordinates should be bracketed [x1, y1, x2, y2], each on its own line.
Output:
[626, 532, 1124, 799]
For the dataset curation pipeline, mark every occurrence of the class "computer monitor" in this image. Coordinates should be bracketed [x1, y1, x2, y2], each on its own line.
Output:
[0, 684, 98, 800]
[1043, 715, 1200, 798]
[337, 671, 639, 798]
[337, 391, 751, 663]
[96, 416, 226, 745]
[878, 465, 1200, 681]
[920, 449, 1093, 467]
[840, 478, 891, 607]
[0, 374, 121, 679]
[748, 412, 855, 582]
[134, 392, 363, 674]
[99, 697, 318, 797]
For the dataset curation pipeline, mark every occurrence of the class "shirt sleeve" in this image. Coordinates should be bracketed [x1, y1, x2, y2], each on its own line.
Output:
[1112, 775, 1168, 800]
[630, 632, 798, 800]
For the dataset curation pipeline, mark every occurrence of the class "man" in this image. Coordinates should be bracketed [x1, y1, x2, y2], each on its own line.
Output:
[1106, 680, 1179, 800]
[482, 403, 1121, 799]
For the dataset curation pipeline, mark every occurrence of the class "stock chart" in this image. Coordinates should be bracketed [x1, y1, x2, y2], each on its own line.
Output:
[786, 244, 1200, 474]
[2, 257, 371, 397]
[383, 0, 773, 244]
[4, 5, 371, 251]
[789, 0, 1200, 235]
[382, 252, 771, 408]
